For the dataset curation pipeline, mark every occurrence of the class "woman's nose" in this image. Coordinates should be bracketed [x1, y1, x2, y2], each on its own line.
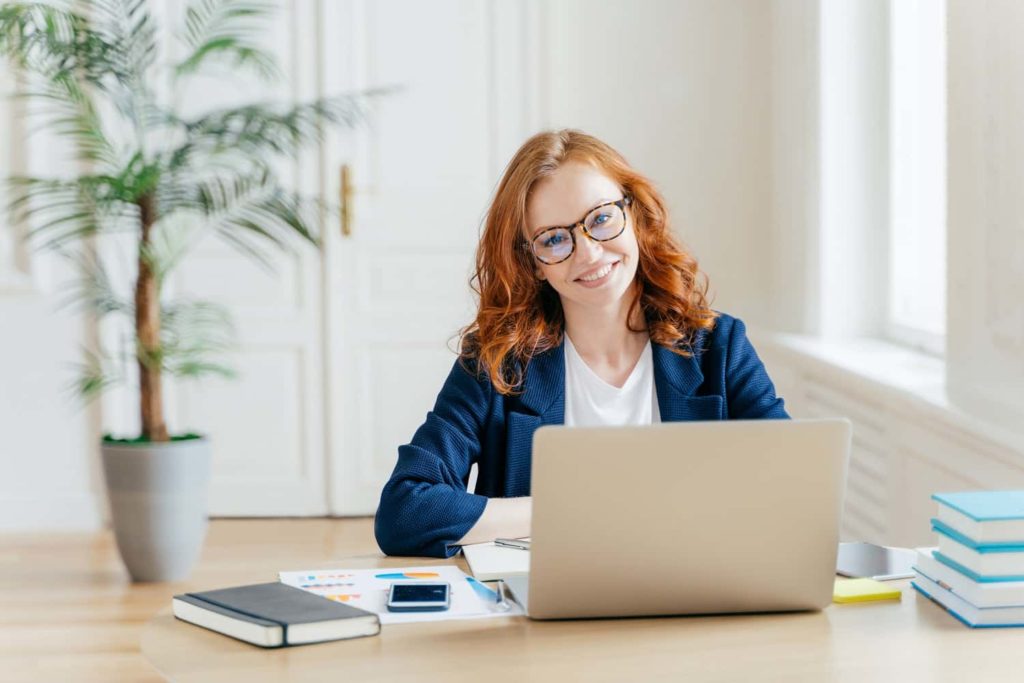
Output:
[574, 226, 603, 261]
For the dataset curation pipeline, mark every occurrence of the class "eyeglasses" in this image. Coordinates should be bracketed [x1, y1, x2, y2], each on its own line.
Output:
[525, 196, 632, 265]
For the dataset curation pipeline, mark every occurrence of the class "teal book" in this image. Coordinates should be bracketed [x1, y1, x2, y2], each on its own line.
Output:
[932, 491, 1024, 546]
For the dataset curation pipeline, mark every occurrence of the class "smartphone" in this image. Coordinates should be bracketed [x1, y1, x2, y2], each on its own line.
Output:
[836, 542, 917, 580]
[386, 582, 451, 612]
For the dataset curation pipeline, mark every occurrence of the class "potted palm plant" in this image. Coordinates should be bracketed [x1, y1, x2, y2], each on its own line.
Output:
[0, 0, 372, 581]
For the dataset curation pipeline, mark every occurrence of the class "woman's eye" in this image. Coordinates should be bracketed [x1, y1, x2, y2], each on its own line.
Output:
[593, 212, 610, 225]
[543, 233, 566, 248]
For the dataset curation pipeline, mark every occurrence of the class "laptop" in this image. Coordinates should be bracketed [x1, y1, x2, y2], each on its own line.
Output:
[504, 418, 851, 619]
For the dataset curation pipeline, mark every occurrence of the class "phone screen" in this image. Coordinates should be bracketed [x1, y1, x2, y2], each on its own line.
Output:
[390, 584, 449, 603]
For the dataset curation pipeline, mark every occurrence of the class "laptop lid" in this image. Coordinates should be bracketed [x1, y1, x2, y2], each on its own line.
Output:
[525, 418, 851, 620]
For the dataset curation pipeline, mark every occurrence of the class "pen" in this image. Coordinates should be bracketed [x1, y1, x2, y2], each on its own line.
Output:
[495, 579, 512, 611]
[494, 538, 530, 551]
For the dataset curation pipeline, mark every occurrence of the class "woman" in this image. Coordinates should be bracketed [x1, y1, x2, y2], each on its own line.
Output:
[375, 129, 788, 558]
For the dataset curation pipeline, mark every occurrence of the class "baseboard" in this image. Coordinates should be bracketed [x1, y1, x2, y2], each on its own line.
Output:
[0, 494, 104, 532]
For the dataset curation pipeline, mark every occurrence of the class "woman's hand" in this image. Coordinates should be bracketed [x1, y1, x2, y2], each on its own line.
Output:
[456, 496, 531, 546]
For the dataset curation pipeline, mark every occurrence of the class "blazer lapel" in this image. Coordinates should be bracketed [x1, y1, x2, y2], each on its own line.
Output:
[516, 343, 565, 421]
[505, 343, 565, 495]
[652, 343, 724, 421]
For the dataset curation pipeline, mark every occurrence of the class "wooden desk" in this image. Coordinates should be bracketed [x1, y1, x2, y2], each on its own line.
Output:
[142, 538, 1017, 682]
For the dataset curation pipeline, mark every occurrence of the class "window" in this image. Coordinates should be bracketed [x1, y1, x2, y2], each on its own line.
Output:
[887, 0, 947, 355]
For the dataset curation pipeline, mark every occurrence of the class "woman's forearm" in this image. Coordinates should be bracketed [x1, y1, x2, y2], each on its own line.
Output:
[457, 496, 531, 546]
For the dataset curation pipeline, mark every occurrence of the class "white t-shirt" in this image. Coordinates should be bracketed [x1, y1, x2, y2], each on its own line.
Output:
[563, 334, 661, 427]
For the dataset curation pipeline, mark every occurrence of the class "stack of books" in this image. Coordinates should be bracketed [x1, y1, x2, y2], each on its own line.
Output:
[912, 490, 1024, 628]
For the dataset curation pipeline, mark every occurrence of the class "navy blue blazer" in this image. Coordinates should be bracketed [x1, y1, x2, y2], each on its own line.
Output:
[374, 313, 788, 558]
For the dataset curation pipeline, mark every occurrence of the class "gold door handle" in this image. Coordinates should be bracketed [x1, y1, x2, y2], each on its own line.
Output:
[340, 163, 353, 237]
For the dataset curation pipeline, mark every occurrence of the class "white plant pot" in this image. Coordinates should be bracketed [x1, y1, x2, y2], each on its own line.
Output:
[100, 436, 211, 582]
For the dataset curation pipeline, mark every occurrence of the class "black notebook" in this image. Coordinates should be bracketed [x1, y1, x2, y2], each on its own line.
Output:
[172, 582, 380, 648]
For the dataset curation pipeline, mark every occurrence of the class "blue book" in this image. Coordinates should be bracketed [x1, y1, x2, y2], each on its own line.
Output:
[932, 491, 1024, 545]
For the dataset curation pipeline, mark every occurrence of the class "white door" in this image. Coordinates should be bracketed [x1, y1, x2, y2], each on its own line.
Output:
[320, 0, 543, 514]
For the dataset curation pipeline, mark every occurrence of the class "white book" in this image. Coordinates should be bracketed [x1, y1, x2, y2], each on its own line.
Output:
[915, 548, 1024, 607]
[935, 504, 1024, 544]
[913, 573, 1024, 627]
[462, 542, 530, 581]
[936, 532, 1024, 577]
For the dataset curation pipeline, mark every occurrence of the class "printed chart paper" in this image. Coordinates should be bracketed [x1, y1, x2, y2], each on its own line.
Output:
[278, 565, 522, 624]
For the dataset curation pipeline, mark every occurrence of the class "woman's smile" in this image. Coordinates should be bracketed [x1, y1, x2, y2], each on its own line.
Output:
[574, 259, 621, 287]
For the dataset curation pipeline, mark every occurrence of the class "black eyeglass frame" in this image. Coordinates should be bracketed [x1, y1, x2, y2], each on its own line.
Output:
[524, 196, 633, 265]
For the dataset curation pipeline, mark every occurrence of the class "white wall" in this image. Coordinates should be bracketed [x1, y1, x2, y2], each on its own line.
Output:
[0, 294, 101, 531]
[946, 0, 1024, 429]
[542, 0, 774, 327]
[0, 66, 102, 530]
[768, 0, 819, 334]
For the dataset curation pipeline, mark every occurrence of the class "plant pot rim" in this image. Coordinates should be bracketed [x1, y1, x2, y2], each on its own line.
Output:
[101, 434, 209, 450]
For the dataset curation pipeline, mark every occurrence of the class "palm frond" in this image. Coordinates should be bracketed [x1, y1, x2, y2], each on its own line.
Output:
[147, 158, 272, 270]
[8, 174, 139, 250]
[8, 175, 104, 247]
[55, 245, 132, 316]
[84, 0, 157, 76]
[160, 299, 237, 380]
[18, 75, 119, 166]
[141, 214, 204, 283]
[175, 0, 278, 80]
[82, 0, 158, 136]
[180, 93, 374, 160]
[157, 163, 322, 255]
[0, 3, 128, 87]
[66, 342, 124, 406]
[211, 183, 323, 256]
[0, 1, 164, 168]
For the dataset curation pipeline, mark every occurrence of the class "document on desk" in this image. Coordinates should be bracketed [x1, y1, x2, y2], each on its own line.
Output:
[278, 565, 523, 624]
[461, 542, 530, 581]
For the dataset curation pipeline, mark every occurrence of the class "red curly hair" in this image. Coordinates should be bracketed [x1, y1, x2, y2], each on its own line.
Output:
[460, 129, 717, 395]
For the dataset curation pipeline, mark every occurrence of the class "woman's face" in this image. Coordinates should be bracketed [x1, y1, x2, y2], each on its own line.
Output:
[524, 161, 640, 313]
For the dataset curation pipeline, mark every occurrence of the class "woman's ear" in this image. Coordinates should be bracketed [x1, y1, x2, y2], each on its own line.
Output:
[535, 266, 547, 281]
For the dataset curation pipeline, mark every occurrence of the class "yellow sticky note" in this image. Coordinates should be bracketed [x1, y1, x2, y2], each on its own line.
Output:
[833, 578, 902, 603]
